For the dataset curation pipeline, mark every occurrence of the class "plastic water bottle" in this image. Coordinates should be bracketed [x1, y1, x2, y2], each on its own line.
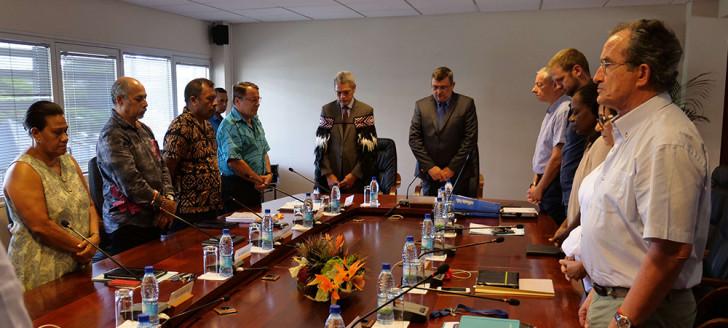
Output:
[376, 263, 395, 325]
[402, 235, 419, 287]
[140, 266, 159, 325]
[433, 196, 446, 253]
[137, 313, 152, 328]
[219, 229, 234, 277]
[324, 304, 346, 328]
[262, 209, 274, 250]
[421, 213, 434, 255]
[330, 183, 341, 213]
[313, 187, 321, 205]
[369, 176, 379, 207]
[303, 192, 314, 228]
[444, 180, 454, 201]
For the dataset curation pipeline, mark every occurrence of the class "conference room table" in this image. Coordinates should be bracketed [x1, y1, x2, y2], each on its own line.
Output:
[25, 194, 584, 328]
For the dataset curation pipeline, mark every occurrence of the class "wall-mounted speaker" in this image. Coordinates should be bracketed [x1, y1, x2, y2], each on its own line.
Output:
[211, 24, 229, 45]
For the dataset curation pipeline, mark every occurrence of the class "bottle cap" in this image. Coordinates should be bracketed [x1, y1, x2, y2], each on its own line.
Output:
[222, 228, 230, 235]
[371, 176, 376, 180]
[424, 213, 431, 219]
[138, 314, 150, 323]
[329, 304, 341, 314]
[406, 235, 414, 242]
[306, 192, 311, 196]
[265, 209, 271, 214]
[144, 265, 153, 274]
[382, 263, 391, 270]
[436, 196, 442, 202]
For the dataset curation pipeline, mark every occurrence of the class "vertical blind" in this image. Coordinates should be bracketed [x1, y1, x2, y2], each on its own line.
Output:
[175, 63, 210, 112]
[0, 41, 52, 192]
[61, 51, 117, 172]
[123, 54, 174, 147]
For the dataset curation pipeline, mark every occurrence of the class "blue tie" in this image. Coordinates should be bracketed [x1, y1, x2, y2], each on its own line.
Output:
[437, 102, 447, 129]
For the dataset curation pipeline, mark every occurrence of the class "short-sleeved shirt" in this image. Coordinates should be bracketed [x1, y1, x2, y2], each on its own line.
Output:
[216, 106, 270, 176]
[532, 95, 570, 174]
[163, 108, 222, 214]
[209, 113, 223, 134]
[580, 93, 710, 289]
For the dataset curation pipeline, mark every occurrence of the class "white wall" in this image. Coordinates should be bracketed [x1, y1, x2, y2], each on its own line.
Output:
[232, 5, 689, 200]
[684, 3, 728, 173]
[0, 0, 210, 57]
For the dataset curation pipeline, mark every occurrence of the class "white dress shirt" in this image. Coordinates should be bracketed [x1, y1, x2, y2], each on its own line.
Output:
[0, 244, 32, 327]
[532, 95, 570, 174]
[580, 93, 710, 289]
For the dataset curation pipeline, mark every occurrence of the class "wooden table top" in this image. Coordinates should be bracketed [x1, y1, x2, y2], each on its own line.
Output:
[25, 195, 583, 328]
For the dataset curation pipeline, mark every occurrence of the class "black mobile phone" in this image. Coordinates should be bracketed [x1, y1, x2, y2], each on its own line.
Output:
[440, 287, 468, 292]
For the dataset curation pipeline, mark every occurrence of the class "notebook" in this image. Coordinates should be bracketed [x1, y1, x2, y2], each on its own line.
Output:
[476, 270, 519, 288]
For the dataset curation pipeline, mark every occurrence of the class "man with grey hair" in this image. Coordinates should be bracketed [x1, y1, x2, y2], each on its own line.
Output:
[97, 76, 176, 254]
[315, 71, 377, 193]
[527, 67, 569, 223]
[579, 19, 709, 327]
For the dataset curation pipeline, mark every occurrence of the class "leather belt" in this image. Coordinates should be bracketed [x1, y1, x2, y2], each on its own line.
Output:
[593, 283, 630, 298]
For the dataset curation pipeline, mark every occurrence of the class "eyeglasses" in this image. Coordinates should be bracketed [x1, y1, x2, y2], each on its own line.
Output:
[598, 60, 627, 74]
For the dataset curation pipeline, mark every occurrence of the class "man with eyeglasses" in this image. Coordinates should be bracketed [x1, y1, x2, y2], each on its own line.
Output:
[217, 81, 273, 211]
[409, 66, 479, 197]
[578, 20, 709, 328]
[527, 67, 569, 222]
[315, 71, 377, 193]
[545, 49, 593, 226]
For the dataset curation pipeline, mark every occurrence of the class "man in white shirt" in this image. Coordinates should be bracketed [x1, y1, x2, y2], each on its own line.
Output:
[579, 19, 710, 328]
[528, 67, 570, 223]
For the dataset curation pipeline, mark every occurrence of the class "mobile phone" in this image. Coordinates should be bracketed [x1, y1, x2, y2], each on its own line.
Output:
[492, 227, 515, 235]
[262, 273, 280, 281]
[214, 306, 238, 315]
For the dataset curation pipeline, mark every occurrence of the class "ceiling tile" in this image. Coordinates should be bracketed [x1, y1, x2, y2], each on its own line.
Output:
[542, 0, 606, 10]
[233, 7, 311, 21]
[475, 0, 541, 12]
[184, 10, 257, 22]
[286, 4, 363, 19]
[197, 0, 332, 10]
[123, 0, 188, 6]
[605, 0, 672, 6]
[339, 0, 419, 17]
[408, 0, 479, 15]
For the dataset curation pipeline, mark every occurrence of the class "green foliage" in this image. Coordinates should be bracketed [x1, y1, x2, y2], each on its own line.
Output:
[671, 72, 712, 123]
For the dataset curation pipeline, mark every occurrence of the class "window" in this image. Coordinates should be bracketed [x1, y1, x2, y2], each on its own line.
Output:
[60, 50, 118, 172]
[0, 41, 52, 192]
[175, 63, 209, 112]
[123, 54, 174, 147]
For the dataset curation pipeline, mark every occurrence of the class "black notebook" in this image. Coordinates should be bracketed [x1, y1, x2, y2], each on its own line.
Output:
[476, 270, 519, 289]
[104, 267, 167, 280]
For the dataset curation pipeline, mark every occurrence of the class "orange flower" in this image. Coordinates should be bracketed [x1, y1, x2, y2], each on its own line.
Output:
[347, 259, 365, 277]
[351, 275, 365, 291]
[335, 234, 345, 251]
[333, 263, 348, 285]
[308, 274, 335, 293]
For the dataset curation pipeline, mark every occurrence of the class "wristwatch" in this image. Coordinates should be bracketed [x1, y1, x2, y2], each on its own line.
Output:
[615, 308, 632, 328]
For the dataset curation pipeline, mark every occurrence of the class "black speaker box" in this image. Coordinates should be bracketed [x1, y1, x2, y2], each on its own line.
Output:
[211, 24, 229, 45]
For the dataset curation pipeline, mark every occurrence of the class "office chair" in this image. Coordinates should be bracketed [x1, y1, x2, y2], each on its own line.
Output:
[694, 166, 728, 327]
[375, 138, 399, 195]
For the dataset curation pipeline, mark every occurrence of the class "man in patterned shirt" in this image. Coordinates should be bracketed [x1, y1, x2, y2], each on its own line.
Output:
[163, 78, 222, 226]
[217, 82, 273, 211]
[96, 77, 177, 254]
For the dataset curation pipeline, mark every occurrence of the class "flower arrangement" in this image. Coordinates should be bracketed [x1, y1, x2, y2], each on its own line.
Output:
[289, 234, 366, 304]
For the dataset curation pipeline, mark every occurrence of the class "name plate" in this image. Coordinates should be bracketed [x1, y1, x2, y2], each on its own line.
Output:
[168, 282, 193, 307]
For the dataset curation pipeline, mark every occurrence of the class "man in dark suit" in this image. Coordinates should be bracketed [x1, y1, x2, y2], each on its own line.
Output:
[315, 71, 377, 193]
[409, 66, 479, 197]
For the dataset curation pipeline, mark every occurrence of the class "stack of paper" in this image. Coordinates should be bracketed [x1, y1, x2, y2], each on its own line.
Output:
[225, 212, 261, 223]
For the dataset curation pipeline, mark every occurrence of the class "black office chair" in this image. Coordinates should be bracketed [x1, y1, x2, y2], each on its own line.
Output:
[694, 165, 728, 327]
[262, 164, 280, 200]
[375, 138, 399, 195]
[88, 157, 110, 261]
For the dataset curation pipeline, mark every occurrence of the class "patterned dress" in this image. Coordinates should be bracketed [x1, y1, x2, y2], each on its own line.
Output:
[7, 153, 90, 291]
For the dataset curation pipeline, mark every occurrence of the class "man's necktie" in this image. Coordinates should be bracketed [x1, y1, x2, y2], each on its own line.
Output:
[437, 103, 446, 129]
[342, 106, 350, 120]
